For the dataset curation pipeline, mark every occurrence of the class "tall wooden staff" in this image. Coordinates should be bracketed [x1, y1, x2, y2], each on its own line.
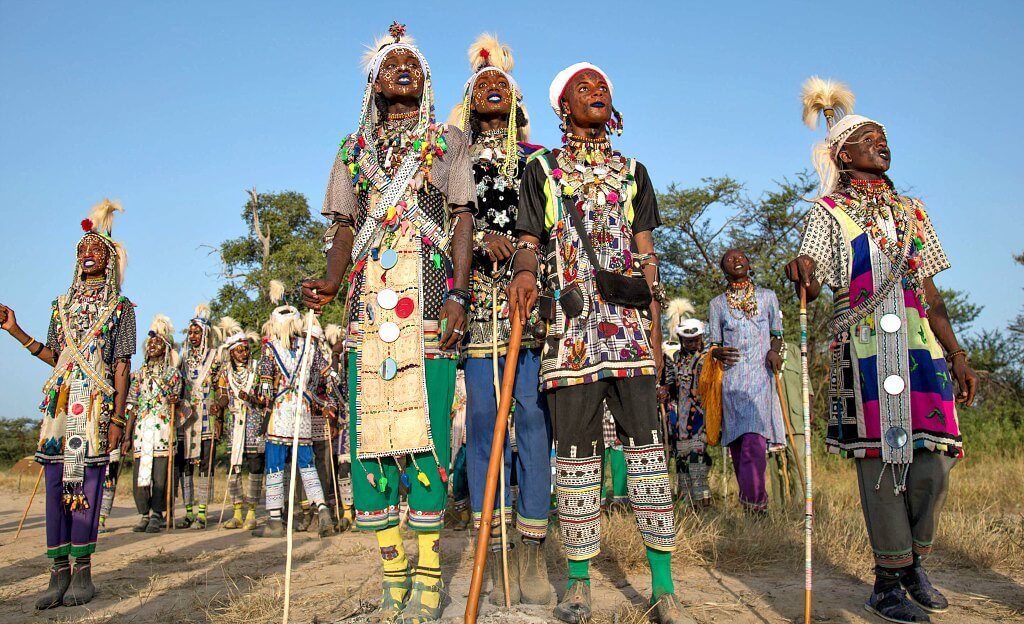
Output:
[166, 405, 176, 532]
[13, 466, 43, 541]
[490, 270, 512, 607]
[799, 287, 813, 623]
[465, 307, 522, 623]
[282, 309, 317, 624]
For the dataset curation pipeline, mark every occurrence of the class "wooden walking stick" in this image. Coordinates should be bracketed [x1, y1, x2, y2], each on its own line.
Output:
[490, 272, 512, 608]
[775, 372, 806, 491]
[283, 308, 317, 624]
[466, 307, 523, 623]
[14, 465, 44, 541]
[799, 286, 814, 624]
[166, 405, 176, 532]
[325, 422, 342, 529]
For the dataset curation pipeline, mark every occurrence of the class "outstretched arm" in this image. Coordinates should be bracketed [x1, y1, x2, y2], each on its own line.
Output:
[0, 304, 57, 366]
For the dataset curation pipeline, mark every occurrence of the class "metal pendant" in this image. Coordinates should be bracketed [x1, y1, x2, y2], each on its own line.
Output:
[379, 322, 400, 343]
[880, 313, 902, 334]
[857, 324, 871, 343]
[379, 358, 398, 380]
[884, 426, 909, 449]
[883, 374, 906, 395]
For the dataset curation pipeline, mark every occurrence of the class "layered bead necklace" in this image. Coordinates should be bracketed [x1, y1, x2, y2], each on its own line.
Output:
[554, 134, 630, 248]
[725, 279, 759, 319]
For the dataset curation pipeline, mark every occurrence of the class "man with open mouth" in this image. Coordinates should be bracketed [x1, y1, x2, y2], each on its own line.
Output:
[1, 200, 136, 609]
[302, 22, 474, 624]
[509, 63, 693, 624]
[787, 77, 978, 624]
[448, 32, 553, 610]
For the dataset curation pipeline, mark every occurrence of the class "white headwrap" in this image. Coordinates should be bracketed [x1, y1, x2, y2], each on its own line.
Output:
[676, 318, 706, 339]
[548, 62, 614, 117]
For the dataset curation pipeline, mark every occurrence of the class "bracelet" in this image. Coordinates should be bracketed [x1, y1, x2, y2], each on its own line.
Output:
[515, 240, 540, 253]
[20, 334, 35, 348]
[446, 291, 470, 311]
[945, 348, 968, 363]
[30, 341, 44, 356]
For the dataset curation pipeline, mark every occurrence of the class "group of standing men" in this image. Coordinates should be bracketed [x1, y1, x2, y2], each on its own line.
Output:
[0, 21, 980, 624]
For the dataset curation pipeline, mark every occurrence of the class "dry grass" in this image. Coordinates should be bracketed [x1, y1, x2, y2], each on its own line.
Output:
[596, 453, 1024, 577]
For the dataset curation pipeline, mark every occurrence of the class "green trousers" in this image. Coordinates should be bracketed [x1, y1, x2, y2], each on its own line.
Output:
[601, 446, 628, 504]
[348, 354, 456, 532]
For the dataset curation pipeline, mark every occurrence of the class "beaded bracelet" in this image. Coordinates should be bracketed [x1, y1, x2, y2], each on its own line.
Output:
[945, 348, 968, 363]
[515, 240, 540, 253]
[446, 290, 471, 311]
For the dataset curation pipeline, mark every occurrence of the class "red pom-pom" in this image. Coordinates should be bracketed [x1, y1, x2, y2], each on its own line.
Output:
[81, 219, 93, 232]
[480, 49, 490, 60]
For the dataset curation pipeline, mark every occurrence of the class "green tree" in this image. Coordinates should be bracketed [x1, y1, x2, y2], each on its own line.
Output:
[0, 417, 38, 466]
[210, 189, 344, 331]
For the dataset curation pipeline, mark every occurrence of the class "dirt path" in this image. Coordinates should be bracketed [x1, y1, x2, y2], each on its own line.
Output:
[0, 487, 1021, 623]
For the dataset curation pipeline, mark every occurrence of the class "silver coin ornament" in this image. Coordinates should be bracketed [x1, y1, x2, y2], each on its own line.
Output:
[884, 426, 909, 449]
[880, 313, 902, 334]
[377, 289, 398, 310]
[883, 374, 906, 395]
[380, 248, 399, 270]
[379, 357, 398, 380]
[379, 322, 400, 343]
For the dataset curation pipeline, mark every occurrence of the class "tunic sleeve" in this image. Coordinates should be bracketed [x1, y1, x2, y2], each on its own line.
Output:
[913, 201, 951, 280]
[112, 300, 137, 363]
[628, 161, 662, 234]
[256, 349, 276, 403]
[45, 307, 60, 360]
[127, 372, 140, 408]
[767, 291, 783, 336]
[514, 158, 549, 242]
[441, 128, 476, 209]
[169, 368, 183, 398]
[322, 148, 358, 222]
[708, 297, 724, 346]
[798, 204, 844, 290]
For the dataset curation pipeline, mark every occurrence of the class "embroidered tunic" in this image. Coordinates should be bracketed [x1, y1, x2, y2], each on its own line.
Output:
[671, 348, 710, 450]
[516, 152, 661, 390]
[708, 287, 786, 447]
[127, 362, 182, 487]
[465, 140, 544, 357]
[215, 360, 264, 464]
[257, 338, 334, 446]
[799, 190, 961, 461]
[179, 349, 220, 461]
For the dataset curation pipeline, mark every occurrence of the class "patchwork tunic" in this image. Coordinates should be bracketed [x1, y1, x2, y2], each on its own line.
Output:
[179, 349, 220, 461]
[670, 348, 713, 502]
[215, 361, 264, 464]
[128, 363, 182, 487]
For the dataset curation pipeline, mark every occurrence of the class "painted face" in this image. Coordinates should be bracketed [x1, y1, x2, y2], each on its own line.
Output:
[682, 335, 704, 353]
[187, 323, 205, 348]
[146, 336, 167, 361]
[373, 48, 424, 101]
[561, 69, 612, 128]
[471, 69, 513, 117]
[721, 249, 750, 280]
[77, 235, 110, 278]
[839, 124, 891, 175]
[230, 342, 249, 364]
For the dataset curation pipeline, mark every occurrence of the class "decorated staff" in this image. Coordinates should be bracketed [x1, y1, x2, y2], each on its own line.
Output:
[175, 303, 221, 529]
[0, 200, 137, 609]
[786, 77, 978, 624]
[124, 315, 182, 533]
[214, 317, 265, 530]
[302, 21, 474, 624]
[449, 33, 552, 608]
[508, 63, 692, 623]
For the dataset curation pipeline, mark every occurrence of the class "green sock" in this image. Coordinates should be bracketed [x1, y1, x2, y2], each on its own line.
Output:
[233, 503, 243, 521]
[197, 504, 207, 521]
[567, 559, 590, 588]
[185, 504, 194, 519]
[646, 547, 674, 599]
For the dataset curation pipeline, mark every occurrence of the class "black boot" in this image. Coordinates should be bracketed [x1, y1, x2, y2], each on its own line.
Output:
[253, 516, 285, 538]
[146, 513, 166, 533]
[295, 506, 314, 532]
[35, 562, 71, 610]
[62, 560, 97, 607]
[132, 514, 151, 532]
[553, 580, 591, 623]
[901, 558, 949, 613]
[864, 567, 930, 623]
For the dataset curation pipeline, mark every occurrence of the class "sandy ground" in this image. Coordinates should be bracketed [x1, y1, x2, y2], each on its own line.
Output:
[0, 485, 1021, 623]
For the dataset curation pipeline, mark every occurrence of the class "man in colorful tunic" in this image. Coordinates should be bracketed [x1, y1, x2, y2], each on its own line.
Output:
[214, 317, 264, 530]
[253, 283, 336, 538]
[449, 33, 552, 607]
[175, 304, 221, 529]
[125, 314, 181, 533]
[301, 23, 474, 624]
[707, 249, 786, 513]
[509, 63, 692, 624]
[0, 200, 136, 609]
[787, 77, 978, 624]
[669, 318, 714, 507]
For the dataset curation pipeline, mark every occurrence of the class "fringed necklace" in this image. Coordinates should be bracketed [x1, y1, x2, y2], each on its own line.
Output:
[726, 280, 758, 319]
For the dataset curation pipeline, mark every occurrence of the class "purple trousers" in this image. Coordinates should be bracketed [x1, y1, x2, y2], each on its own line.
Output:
[728, 433, 768, 511]
[43, 462, 105, 559]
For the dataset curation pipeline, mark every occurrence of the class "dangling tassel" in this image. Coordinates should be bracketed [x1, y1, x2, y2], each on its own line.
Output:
[409, 455, 431, 487]
[430, 447, 448, 483]
[500, 89, 520, 182]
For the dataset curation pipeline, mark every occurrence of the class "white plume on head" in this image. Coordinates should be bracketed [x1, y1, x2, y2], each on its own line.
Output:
[468, 33, 513, 73]
[361, 33, 417, 74]
[801, 76, 855, 130]
[666, 298, 695, 329]
[87, 198, 123, 237]
[269, 280, 286, 304]
[218, 315, 242, 337]
[149, 314, 175, 341]
[193, 303, 211, 322]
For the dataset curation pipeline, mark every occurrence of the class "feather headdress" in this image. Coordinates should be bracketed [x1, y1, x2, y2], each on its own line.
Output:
[147, 314, 179, 367]
[268, 279, 286, 305]
[469, 33, 513, 74]
[361, 21, 417, 77]
[219, 315, 248, 349]
[801, 76, 885, 198]
[75, 198, 128, 290]
[665, 298, 695, 330]
[186, 302, 218, 353]
[267, 279, 301, 345]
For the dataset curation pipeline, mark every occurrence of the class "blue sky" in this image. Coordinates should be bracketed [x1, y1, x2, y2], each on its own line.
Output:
[1, 2, 1021, 417]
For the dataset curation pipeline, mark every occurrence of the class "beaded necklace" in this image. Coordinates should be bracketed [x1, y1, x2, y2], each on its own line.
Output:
[553, 136, 631, 249]
[725, 280, 758, 319]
